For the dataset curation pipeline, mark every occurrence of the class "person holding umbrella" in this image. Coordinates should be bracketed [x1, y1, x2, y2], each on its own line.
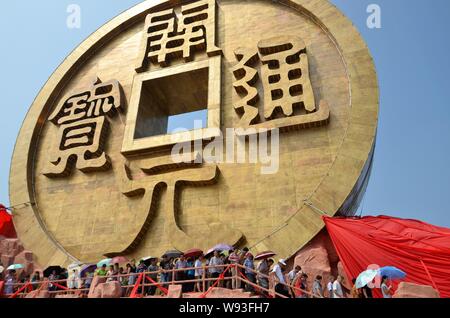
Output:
[4, 270, 17, 295]
[379, 266, 405, 298]
[127, 259, 137, 286]
[96, 264, 108, 277]
[381, 275, 393, 298]
[30, 271, 41, 290]
[175, 255, 188, 291]
[159, 255, 171, 287]
[254, 251, 276, 291]
[355, 269, 378, 296]
[183, 250, 203, 291]
[78, 264, 96, 291]
[208, 250, 224, 288]
[136, 260, 148, 295]
[123, 262, 136, 296]
[361, 284, 373, 298]
[84, 272, 94, 291]
[136, 260, 147, 274]
[48, 270, 59, 291]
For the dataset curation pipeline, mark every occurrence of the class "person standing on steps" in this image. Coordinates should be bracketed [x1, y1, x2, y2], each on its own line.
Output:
[332, 275, 345, 298]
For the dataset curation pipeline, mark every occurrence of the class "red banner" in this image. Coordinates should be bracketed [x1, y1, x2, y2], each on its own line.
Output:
[323, 215, 450, 298]
[0, 204, 17, 238]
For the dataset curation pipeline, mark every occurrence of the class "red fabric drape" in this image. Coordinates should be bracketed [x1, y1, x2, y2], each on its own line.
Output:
[323, 215, 450, 298]
[0, 204, 17, 238]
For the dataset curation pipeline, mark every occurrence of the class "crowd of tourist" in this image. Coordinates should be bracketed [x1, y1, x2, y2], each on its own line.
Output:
[0, 247, 393, 298]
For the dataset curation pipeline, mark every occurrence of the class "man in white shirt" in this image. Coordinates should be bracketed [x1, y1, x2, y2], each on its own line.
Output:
[271, 259, 290, 297]
[332, 275, 345, 298]
[194, 255, 204, 292]
[271, 259, 287, 284]
[194, 255, 204, 277]
[208, 251, 224, 288]
[327, 276, 335, 298]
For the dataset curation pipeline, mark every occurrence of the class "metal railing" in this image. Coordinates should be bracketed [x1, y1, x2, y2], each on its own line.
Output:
[1, 263, 321, 299]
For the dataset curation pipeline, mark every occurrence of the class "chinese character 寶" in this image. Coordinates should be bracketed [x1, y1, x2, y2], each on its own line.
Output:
[44, 78, 123, 178]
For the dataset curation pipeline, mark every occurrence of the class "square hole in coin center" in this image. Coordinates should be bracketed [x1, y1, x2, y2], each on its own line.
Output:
[134, 67, 209, 139]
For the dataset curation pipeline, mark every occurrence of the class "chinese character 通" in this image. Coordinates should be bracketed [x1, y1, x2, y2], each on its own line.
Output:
[232, 35, 330, 130]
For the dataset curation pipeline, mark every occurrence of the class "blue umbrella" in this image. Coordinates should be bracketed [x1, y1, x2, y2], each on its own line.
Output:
[355, 269, 378, 288]
[378, 266, 406, 280]
[7, 264, 24, 271]
[97, 258, 112, 268]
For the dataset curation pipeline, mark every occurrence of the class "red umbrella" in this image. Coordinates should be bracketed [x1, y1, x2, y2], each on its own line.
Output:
[255, 251, 276, 261]
[184, 248, 203, 259]
[111, 256, 129, 264]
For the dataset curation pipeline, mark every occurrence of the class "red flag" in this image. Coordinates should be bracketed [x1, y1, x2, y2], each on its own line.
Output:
[0, 204, 17, 238]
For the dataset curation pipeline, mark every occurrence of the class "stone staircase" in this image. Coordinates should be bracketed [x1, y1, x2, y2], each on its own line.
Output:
[87, 277, 260, 298]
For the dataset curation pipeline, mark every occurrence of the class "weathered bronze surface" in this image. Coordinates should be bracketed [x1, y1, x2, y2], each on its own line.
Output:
[9, 0, 378, 267]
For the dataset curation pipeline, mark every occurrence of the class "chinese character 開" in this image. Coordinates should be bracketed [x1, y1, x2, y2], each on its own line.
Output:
[135, 0, 221, 72]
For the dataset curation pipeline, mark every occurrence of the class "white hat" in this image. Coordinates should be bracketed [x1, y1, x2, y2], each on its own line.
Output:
[279, 259, 287, 266]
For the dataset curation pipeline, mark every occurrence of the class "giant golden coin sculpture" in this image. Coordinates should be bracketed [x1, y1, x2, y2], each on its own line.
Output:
[9, 0, 378, 266]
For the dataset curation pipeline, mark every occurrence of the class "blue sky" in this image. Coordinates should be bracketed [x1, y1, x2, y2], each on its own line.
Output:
[0, 1, 449, 227]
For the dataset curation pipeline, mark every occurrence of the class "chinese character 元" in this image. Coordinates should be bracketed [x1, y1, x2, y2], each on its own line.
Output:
[104, 155, 242, 256]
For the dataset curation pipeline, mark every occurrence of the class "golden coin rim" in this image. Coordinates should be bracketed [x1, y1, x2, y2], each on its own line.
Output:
[9, 0, 378, 266]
